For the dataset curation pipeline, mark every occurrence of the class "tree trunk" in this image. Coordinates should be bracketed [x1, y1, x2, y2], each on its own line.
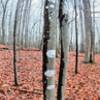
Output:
[83, 0, 95, 63]
[43, 0, 58, 100]
[13, 0, 20, 86]
[79, 0, 85, 53]
[57, 0, 69, 100]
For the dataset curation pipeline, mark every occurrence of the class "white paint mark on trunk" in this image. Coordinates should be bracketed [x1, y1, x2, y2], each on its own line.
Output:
[47, 85, 55, 90]
[49, 4, 55, 8]
[45, 70, 55, 77]
[47, 50, 56, 58]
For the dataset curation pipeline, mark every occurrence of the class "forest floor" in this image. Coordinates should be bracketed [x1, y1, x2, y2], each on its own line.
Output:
[0, 44, 100, 100]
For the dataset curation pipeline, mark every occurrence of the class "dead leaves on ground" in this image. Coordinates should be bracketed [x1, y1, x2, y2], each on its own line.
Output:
[0, 45, 99, 100]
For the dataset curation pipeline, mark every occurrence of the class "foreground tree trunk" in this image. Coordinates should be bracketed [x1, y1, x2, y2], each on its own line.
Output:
[57, 0, 69, 100]
[73, 0, 79, 74]
[42, 0, 58, 100]
[79, 0, 85, 53]
[13, 0, 20, 86]
[83, 0, 95, 63]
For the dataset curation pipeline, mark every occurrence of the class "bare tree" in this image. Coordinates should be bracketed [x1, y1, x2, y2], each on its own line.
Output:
[42, 0, 58, 99]
[74, 0, 79, 74]
[13, 0, 21, 86]
[57, 0, 69, 100]
[83, 0, 95, 63]
[79, 0, 85, 53]
[24, 0, 32, 48]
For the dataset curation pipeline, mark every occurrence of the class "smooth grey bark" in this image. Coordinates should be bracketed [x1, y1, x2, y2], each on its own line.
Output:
[79, 0, 85, 53]
[16, 0, 25, 47]
[69, 22, 73, 51]
[83, 0, 95, 63]
[56, 0, 60, 57]
[57, 0, 69, 100]
[43, 0, 58, 100]
[92, 0, 96, 61]
[45, 0, 57, 99]
[21, 0, 27, 48]
[24, 0, 31, 48]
